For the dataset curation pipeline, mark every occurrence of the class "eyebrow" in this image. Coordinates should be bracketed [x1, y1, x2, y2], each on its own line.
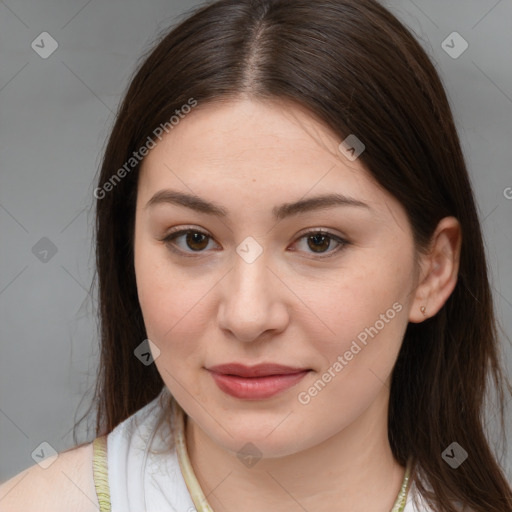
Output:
[145, 189, 371, 220]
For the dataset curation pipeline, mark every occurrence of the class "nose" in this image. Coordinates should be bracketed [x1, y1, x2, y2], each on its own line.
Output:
[217, 250, 290, 343]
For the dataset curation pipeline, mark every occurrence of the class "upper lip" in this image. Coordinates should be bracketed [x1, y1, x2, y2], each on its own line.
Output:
[207, 363, 310, 378]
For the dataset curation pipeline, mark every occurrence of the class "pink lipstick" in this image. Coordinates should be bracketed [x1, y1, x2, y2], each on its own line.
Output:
[207, 363, 310, 400]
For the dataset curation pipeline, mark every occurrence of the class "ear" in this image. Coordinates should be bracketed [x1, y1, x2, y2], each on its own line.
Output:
[409, 216, 462, 323]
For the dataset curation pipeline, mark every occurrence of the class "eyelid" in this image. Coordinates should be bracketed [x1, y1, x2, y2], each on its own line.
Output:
[159, 226, 350, 259]
[162, 225, 210, 238]
[294, 226, 347, 240]
[159, 225, 216, 258]
[290, 229, 349, 259]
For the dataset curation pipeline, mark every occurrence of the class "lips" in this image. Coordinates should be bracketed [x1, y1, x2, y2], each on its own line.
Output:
[206, 363, 311, 400]
[207, 363, 309, 378]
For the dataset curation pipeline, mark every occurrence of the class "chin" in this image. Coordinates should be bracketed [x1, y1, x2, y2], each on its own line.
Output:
[206, 420, 312, 459]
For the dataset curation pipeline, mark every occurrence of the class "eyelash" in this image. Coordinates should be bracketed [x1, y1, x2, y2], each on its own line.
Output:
[159, 226, 350, 259]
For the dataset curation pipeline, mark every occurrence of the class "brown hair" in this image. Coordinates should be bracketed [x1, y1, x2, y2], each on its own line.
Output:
[82, 0, 512, 510]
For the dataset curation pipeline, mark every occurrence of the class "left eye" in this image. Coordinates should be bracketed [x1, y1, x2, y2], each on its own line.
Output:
[162, 229, 217, 254]
[161, 228, 349, 258]
[293, 230, 348, 257]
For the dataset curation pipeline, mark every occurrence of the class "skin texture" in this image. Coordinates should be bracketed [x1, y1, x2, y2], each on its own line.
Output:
[0, 442, 100, 511]
[133, 97, 461, 512]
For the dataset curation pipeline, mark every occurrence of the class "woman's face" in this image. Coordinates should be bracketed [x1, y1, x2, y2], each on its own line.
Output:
[134, 98, 419, 458]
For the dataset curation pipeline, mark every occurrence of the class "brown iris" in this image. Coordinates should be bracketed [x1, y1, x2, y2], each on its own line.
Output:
[307, 233, 331, 253]
[185, 232, 209, 251]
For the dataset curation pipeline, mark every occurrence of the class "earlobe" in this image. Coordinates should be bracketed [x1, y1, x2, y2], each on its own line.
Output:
[408, 216, 462, 323]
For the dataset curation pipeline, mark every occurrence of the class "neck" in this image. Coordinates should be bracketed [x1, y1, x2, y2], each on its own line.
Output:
[185, 386, 406, 512]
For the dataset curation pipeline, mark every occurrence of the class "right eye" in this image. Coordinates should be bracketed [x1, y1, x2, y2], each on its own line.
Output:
[161, 228, 219, 257]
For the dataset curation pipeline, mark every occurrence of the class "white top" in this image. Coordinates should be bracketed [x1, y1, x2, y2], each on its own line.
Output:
[106, 388, 194, 512]
[105, 387, 433, 512]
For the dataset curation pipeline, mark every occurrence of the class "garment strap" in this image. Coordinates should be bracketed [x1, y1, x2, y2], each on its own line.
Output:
[92, 435, 112, 512]
[391, 456, 413, 512]
[92, 401, 413, 512]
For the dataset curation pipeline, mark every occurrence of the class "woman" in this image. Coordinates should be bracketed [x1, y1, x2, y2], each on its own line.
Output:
[1, 0, 511, 511]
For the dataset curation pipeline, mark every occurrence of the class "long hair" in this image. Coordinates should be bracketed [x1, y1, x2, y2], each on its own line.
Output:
[82, 0, 512, 510]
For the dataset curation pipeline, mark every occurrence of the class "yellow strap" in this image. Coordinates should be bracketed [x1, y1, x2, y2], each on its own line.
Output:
[92, 435, 112, 512]
[390, 456, 413, 512]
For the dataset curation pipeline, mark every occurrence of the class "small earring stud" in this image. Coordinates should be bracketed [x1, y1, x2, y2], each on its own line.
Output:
[420, 306, 427, 316]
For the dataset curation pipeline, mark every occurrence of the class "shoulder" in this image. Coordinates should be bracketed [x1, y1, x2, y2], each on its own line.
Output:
[0, 441, 99, 512]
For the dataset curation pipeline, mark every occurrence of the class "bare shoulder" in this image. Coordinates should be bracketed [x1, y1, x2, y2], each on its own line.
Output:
[0, 441, 100, 512]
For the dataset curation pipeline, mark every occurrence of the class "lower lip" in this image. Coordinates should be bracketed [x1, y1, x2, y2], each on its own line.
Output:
[208, 370, 310, 400]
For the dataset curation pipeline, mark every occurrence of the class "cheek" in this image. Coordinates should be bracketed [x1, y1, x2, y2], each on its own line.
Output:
[135, 254, 212, 404]
[304, 250, 412, 372]
[134, 242, 208, 362]
[293, 262, 409, 435]
[315, 265, 404, 332]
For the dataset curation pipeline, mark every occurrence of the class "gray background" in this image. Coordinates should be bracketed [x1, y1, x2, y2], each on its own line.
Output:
[1, 0, 511, 484]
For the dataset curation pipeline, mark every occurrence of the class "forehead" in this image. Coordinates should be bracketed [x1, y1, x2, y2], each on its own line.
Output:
[139, 98, 370, 192]
[136, 98, 406, 231]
